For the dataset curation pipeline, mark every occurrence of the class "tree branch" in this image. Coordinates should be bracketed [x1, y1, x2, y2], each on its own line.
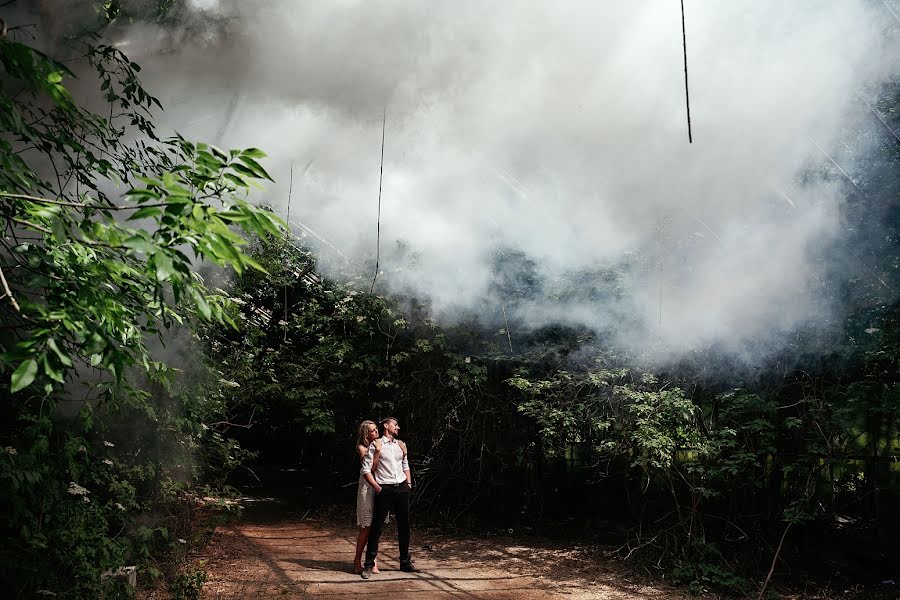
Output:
[11, 217, 52, 234]
[208, 406, 257, 430]
[1, 191, 87, 207]
[757, 521, 792, 600]
[1, 191, 170, 210]
[0, 263, 21, 312]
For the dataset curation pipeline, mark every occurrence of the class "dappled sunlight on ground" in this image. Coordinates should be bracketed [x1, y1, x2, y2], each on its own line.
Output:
[196, 519, 692, 599]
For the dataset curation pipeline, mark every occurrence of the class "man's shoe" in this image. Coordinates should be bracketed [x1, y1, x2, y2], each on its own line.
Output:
[360, 567, 374, 580]
[400, 563, 419, 573]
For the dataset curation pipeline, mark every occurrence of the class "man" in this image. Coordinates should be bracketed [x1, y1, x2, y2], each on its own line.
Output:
[359, 416, 417, 579]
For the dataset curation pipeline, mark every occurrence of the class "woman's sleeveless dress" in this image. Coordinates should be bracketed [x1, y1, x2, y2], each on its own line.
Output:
[356, 473, 377, 527]
[356, 459, 389, 527]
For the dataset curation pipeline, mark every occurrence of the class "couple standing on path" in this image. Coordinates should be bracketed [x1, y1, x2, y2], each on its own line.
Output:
[353, 417, 419, 579]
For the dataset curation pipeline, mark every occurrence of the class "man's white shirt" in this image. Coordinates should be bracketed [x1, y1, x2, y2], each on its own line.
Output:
[360, 436, 409, 484]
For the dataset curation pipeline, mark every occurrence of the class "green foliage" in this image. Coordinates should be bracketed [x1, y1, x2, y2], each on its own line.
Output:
[0, 33, 281, 598]
[671, 540, 750, 596]
[203, 238, 387, 436]
[170, 564, 208, 600]
[201, 237, 491, 440]
[509, 345, 898, 592]
[201, 216, 898, 595]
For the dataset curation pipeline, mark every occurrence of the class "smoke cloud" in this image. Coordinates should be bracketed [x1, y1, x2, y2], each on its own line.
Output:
[27, 1, 900, 362]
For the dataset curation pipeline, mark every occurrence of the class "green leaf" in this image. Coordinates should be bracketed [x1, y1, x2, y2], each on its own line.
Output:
[193, 290, 212, 320]
[163, 195, 191, 208]
[125, 188, 161, 201]
[196, 150, 224, 170]
[163, 183, 192, 197]
[224, 173, 249, 188]
[241, 148, 267, 159]
[127, 206, 163, 221]
[218, 210, 252, 222]
[42, 355, 64, 384]
[210, 146, 228, 161]
[46, 338, 73, 367]
[51, 218, 66, 244]
[28, 204, 60, 219]
[153, 252, 176, 281]
[136, 176, 163, 187]
[239, 254, 268, 273]
[251, 212, 284, 239]
[11, 359, 38, 393]
[84, 332, 107, 355]
[236, 155, 273, 181]
[122, 235, 155, 254]
[231, 163, 260, 180]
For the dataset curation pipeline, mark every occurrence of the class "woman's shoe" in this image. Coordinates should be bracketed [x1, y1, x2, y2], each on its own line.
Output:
[352, 559, 363, 574]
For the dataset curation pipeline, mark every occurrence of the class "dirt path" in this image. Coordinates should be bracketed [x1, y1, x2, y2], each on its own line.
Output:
[198, 517, 694, 600]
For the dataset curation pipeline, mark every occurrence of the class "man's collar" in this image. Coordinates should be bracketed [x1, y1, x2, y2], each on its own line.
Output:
[382, 435, 396, 443]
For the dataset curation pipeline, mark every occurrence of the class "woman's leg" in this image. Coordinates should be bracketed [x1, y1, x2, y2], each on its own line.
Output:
[354, 526, 370, 573]
[354, 527, 380, 573]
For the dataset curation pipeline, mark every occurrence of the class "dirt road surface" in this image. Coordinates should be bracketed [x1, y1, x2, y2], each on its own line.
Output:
[198, 518, 694, 600]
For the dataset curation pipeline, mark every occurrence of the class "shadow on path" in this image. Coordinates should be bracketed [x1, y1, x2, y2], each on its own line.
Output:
[197, 507, 691, 600]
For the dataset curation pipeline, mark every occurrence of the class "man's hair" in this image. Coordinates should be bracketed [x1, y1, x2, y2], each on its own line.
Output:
[381, 416, 398, 426]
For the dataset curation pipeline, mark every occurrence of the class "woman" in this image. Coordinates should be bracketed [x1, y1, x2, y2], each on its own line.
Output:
[353, 420, 384, 574]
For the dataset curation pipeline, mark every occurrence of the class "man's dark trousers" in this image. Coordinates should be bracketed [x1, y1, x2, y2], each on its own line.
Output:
[364, 482, 411, 569]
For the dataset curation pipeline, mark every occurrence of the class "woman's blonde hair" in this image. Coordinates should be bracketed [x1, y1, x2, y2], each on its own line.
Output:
[356, 420, 378, 449]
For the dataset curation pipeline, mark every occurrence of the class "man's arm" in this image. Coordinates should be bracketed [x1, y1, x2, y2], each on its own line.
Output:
[364, 471, 381, 493]
[402, 446, 411, 486]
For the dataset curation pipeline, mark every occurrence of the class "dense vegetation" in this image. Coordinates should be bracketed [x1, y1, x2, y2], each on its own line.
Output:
[0, 26, 282, 598]
[1, 6, 898, 599]
[211, 234, 900, 597]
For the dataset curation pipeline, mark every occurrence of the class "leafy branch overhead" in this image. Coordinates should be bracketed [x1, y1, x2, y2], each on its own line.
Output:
[0, 26, 288, 598]
[0, 37, 284, 395]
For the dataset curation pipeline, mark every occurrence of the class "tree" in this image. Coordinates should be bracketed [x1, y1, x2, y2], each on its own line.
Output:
[0, 33, 282, 597]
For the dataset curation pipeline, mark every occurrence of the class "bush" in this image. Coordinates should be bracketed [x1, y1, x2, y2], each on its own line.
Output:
[170, 565, 208, 600]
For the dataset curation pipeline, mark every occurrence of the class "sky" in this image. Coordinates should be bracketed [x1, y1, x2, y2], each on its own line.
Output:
[28, 0, 900, 362]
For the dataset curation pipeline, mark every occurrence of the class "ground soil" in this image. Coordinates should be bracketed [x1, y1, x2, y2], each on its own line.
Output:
[136, 498, 896, 600]
[192, 515, 698, 600]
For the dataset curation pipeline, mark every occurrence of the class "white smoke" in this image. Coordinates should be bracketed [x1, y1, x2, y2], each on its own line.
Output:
[31, 0, 900, 360]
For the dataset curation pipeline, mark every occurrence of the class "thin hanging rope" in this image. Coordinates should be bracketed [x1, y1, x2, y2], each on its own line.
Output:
[370, 109, 386, 294]
[501, 302, 513, 353]
[658, 206, 664, 326]
[286, 159, 294, 225]
[284, 159, 294, 342]
[490, 246, 514, 353]
[681, 0, 693, 143]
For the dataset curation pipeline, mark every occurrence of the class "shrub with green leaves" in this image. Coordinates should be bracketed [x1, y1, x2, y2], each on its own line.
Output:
[170, 564, 208, 600]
